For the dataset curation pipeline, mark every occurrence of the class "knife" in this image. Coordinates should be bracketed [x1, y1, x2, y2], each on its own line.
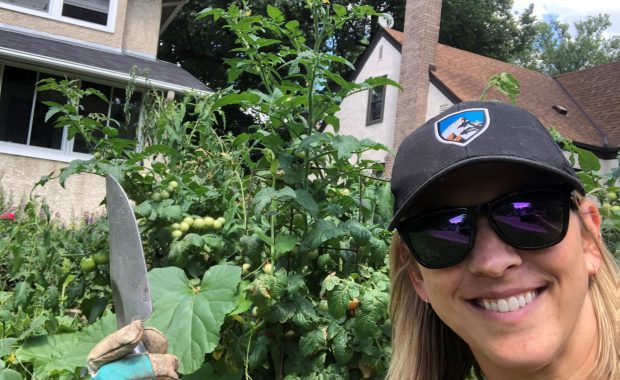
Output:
[106, 175, 152, 352]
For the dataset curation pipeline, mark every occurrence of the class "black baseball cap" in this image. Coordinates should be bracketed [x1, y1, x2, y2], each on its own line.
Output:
[388, 101, 584, 231]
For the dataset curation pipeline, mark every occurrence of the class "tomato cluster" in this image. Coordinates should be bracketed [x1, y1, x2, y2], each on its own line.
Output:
[151, 180, 179, 202]
[170, 215, 226, 239]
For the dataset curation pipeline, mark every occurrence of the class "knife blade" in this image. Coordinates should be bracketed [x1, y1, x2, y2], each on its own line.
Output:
[106, 175, 152, 329]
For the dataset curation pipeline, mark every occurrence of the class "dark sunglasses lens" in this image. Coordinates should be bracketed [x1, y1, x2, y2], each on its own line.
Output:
[405, 211, 473, 268]
[491, 191, 567, 248]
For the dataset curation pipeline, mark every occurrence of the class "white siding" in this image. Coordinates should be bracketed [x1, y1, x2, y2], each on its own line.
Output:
[425, 82, 453, 121]
[336, 36, 401, 162]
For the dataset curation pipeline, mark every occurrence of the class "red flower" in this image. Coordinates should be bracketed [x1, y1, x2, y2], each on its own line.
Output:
[0, 212, 15, 220]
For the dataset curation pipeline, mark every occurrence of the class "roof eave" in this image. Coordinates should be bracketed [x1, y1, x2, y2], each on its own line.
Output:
[0, 46, 210, 95]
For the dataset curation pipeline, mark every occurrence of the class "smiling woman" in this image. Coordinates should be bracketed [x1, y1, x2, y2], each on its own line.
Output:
[386, 101, 620, 380]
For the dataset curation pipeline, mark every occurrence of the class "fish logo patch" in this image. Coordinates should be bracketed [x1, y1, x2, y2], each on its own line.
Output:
[435, 108, 489, 146]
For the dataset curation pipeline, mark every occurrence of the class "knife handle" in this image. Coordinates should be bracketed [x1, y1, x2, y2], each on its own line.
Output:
[131, 341, 147, 355]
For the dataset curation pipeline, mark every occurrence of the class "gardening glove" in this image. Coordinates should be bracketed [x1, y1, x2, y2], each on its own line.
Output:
[87, 320, 179, 380]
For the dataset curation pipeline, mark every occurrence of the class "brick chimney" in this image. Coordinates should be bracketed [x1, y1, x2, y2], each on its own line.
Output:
[385, 0, 442, 177]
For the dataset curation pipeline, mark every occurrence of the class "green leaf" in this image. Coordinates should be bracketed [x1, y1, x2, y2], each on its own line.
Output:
[293, 189, 319, 217]
[134, 201, 152, 217]
[146, 265, 241, 374]
[363, 75, 402, 90]
[159, 205, 183, 220]
[44, 106, 63, 123]
[332, 4, 347, 17]
[0, 368, 22, 380]
[333, 135, 361, 160]
[329, 325, 351, 364]
[299, 327, 327, 356]
[574, 146, 601, 172]
[327, 282, 359, 319]
[343, 220, 371, 245]
[300, 220, 347, 251]
[0, 338, 16, 358]
[16, 313, 117, 378]
[253, 187, 296, 215]
[11, 282, 31, 310]
[275, 234, 297, 254]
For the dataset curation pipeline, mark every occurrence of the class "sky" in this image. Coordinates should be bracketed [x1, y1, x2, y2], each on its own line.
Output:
[512, 0, 620, 37]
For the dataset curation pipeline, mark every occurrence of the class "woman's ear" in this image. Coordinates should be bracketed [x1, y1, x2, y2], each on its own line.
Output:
[578, 198, 603, 275]
[399, 242, 429, 301]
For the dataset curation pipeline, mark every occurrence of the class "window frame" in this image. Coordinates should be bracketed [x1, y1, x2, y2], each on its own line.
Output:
[0, 60, 142, 163]
[366, 81, 387, 126]
[0, 0, 118, 32]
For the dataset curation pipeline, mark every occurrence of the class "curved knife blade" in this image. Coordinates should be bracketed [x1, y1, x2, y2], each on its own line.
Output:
[106, 175, 152, 329]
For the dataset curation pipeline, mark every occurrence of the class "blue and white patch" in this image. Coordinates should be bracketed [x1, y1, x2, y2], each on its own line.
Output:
[435, 108, 489, 146]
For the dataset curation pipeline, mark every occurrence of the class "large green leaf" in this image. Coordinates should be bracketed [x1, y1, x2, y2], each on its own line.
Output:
[0, 368, 22, 380]
[146, 265, 241, 374]
[15, 313, 117, 378]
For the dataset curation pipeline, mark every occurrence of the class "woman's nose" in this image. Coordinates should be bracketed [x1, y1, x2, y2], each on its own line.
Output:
[467, 217, 523, 277]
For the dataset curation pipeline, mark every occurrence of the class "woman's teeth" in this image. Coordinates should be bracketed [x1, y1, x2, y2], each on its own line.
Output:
[477, 290, 538, 313]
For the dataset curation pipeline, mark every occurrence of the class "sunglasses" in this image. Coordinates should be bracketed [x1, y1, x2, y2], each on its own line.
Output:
[397, 188, 576, 269]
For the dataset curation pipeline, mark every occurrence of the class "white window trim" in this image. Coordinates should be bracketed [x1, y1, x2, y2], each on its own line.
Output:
[0, 0, 118, 33]
[0, 61, 142, 163]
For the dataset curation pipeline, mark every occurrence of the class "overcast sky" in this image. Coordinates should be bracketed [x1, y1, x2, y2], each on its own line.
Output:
[512, 0, 620, 37]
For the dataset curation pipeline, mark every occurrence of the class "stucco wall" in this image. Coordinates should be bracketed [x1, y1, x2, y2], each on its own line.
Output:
[0, 0, 164, 56]
[122, 0, 162, 56]
[336, 36, 402, 162]
[0, 153, 106, 222]
[426, 82, 453, 121]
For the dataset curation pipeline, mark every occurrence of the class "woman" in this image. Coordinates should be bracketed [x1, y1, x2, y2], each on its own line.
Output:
[386, 101, 619, 380]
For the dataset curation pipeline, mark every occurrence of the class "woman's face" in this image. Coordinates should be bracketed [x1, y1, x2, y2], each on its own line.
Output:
[403, 164, 603, 379]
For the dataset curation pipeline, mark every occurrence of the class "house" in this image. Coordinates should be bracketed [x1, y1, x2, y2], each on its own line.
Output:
[0, 0, 209, 221]
[338, 27, 620, 174]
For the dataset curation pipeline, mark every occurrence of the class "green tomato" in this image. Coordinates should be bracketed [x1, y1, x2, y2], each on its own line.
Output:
[307, 249, 319, 260]
[318, 299, 329, 312]
[608, 192, 618, 201]
[193, 217, 205, 229]
[611, 205, 620, 212]
[151, 192, 162, 202]
[242, 263, 251, 276]
[183, 216, 194, 226]
[263, 262, 273, 274]
[80, 257, 96, 272]
[93, 152, 102, 159]
[166, 185, 175, 193]
[179, 222, 190, 232]
[216, 216, 225, 224]
[212, 220, 223, 230]
[204, 217, 215, 228]
[93, 251, 109, 265]
[160, 190, 170, 199]
[168, 180, 178, 189]
[171, 229, 183, 238]
[171, 223, 181, 230]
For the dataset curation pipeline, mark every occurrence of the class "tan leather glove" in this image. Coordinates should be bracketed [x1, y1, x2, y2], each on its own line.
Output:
[87, 320, 179, 380]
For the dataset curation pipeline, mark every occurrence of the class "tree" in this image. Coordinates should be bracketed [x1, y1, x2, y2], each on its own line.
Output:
[518, 14, 620, 74]
[438, 0, 538, 62]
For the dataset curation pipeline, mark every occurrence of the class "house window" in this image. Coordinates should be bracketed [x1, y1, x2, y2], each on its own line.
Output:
[366, 85, 386, 125]
[0, 64, 141, 159]
[0, 0, 49, 11]
[0, 0, 115, 29]
[62, 0, 109, 26]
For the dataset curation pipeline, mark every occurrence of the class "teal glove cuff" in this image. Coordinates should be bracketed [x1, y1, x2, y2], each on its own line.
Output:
[93, 354, 154, 380]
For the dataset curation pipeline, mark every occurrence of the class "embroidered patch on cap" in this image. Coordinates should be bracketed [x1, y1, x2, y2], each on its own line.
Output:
[435, 108, 489, 146]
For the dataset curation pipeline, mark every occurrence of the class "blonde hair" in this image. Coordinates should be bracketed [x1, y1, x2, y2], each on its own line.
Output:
[386, 202, 620, 380]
